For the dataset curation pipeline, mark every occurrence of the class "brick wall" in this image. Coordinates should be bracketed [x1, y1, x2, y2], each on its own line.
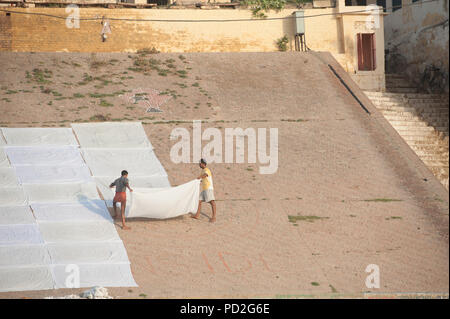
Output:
[0, 12, 12, 51]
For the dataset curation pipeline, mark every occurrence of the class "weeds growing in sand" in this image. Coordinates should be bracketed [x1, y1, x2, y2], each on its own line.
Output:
[281, 118, 308, 122]
[89, 54, 108, 70]
[385, 216, 403, 220]
[362, 198, 403, 202]
[89, 114, 110, 122]
[137, 47, 159, 55]
[78, 74, 94, 86]
[30, 68, 53, 84]
[159, 89, 179, 99]
[99, 99, 113, 107]
[174, 82, 188, 89]
[288, 215, 329, 223]
[176, 70, 188, 78]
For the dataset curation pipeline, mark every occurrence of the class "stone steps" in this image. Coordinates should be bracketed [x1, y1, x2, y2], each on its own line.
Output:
[395, 128, 441, 136]
[363, 77, 449, 190]
[422, 159, 449, 167]
[405, 138, 448, 146]
[382, 105, 449, 117]
[395, 126, 448, 133]
[365, 92, 445, 99]
[386, 87, 419, 93]
[402, 135, 446, 142]
[410, 145, 449, 153]
[383, 117, 449, 126]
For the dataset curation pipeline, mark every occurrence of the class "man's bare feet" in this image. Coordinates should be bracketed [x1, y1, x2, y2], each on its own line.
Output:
[190, 213, 200, 219]
[122, 225, 131, 230]
[210, 217, 216, 223]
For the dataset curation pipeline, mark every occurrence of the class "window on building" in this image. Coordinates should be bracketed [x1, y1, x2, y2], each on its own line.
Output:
[376, 0, 387, 12]
[392, 0, 402, 11]
[147, 0, 169, 4]
[357, 33, 377, 71]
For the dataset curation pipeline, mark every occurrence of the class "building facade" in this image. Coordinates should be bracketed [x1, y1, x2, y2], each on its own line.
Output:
[0, 0, 386, 90]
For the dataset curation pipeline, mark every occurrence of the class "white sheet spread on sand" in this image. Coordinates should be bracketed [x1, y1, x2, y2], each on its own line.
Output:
[0, 187, 27, 206]
[31, 200, 112, 223]
[0, 266, 54, 292]
[51, 263, 136, 289]
[14, 165, 92, 184]
[71, 122, 152, 149]
[0, 168, 20, 187]
[95, 175, 171, 204]
[0, 245, 50, 267]
[1, 128, 78, 146]
[0, 206, 35, 225]
[82, 148, 167, 177]
[0, 125, 148, 292]
[4, 146, 85, 166]
[0, 224, 43, 245]
[38, 221, 120, 243]
[46, 242, 129, 264]
[0, 148, 10, 167]
[127, 179, 200, 219]
[24, 182, 100, 203]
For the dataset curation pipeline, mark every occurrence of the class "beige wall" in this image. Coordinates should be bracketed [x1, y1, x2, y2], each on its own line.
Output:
[0, 7, 385, 90]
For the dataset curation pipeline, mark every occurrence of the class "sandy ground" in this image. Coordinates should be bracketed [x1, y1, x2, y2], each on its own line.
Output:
[0, 52, 448, 298]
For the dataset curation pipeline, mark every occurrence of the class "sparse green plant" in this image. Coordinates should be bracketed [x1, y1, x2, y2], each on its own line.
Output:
[288, 215, 329, 223]
[30, 68, 53, 84]
[99, 99, 113, 107]
[362, 198, 403, 202]
[89, 114, 110, 122]
[276, 35, 289, 51]
[241, 0, 286, 18]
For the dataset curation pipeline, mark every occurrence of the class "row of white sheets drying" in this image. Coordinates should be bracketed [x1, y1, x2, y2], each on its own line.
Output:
[1, 148, 168, 186]
[0, 122, 176, 292]
[1, 123, 152, 148]
[0, 203, 136, 292]
[0, 125, 144, 292]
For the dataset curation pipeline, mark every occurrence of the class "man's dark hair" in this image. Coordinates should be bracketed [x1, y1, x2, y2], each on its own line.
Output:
[200, 158, 207, 165]
[121, 170, 128, 176]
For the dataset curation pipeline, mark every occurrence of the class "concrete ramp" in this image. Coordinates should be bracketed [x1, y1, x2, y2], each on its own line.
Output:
[0, 52, 447, 298]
